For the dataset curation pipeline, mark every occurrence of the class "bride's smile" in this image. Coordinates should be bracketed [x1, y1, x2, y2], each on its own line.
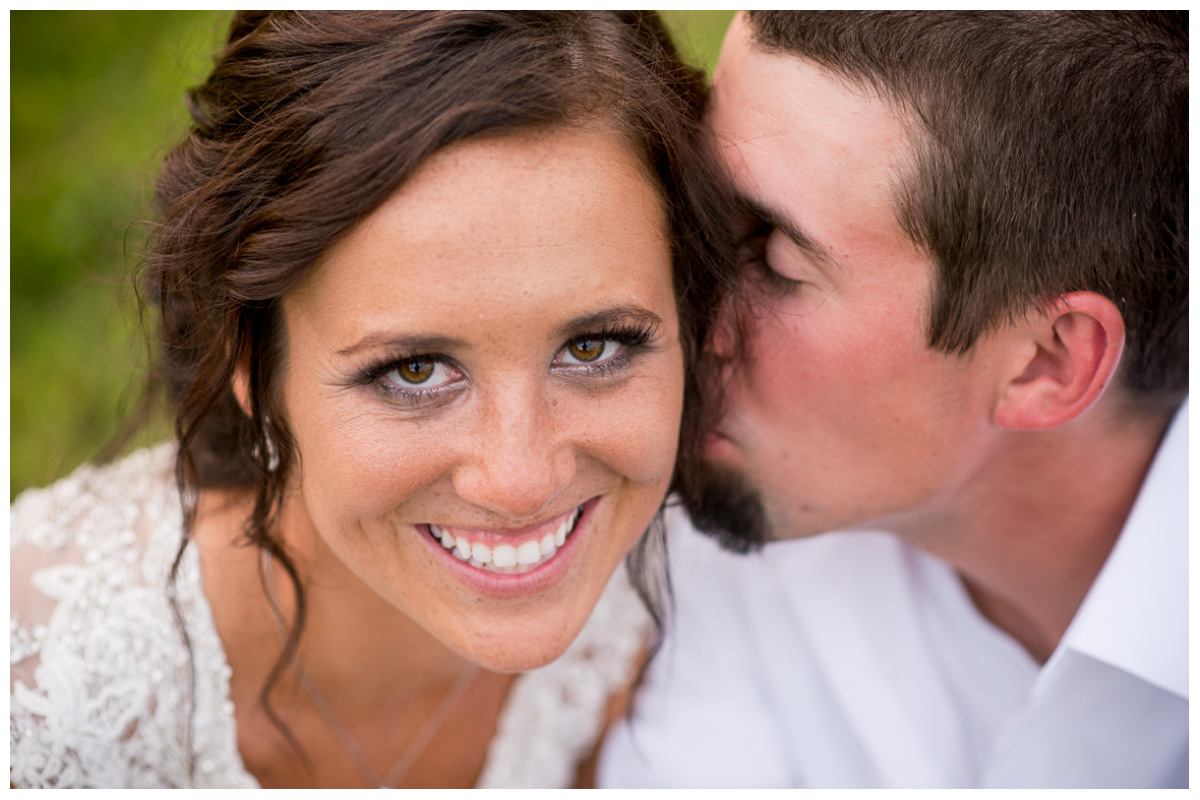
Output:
[426, 501, 582, 573]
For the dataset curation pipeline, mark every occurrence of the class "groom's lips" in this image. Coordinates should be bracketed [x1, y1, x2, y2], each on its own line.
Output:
[706, 428, 736, 451]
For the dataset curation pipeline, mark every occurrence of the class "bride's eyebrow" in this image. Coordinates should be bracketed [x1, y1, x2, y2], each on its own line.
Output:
[555, 306, 664, 339]
[336, 333, 467, 357]
[335, 307, 663, 358]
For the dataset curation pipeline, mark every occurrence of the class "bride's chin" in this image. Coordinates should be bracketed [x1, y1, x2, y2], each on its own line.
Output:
[474, 649, 563, 675]
[445, 619, 584, 674]
[456, 638, 568, 676]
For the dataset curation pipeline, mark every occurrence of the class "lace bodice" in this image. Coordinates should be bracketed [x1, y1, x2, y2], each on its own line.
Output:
[10, 445, 651, 788]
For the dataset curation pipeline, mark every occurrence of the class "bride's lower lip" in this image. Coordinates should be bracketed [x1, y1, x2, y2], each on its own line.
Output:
[422, 497, 598, 599]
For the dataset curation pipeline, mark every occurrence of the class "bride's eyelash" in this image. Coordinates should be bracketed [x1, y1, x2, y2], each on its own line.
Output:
[352, 355, 443, 386]
[350, 354, 460, 405]
[578, 320, 659, 353]
[560, 320, 659, 377]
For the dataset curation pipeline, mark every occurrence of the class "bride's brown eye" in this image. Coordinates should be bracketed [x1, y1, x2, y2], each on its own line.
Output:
[398, 358, 435, 384]
[568, 338, 606, 362]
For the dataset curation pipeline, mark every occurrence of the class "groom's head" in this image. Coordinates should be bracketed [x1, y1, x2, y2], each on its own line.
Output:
[686, 11, 1187, 548]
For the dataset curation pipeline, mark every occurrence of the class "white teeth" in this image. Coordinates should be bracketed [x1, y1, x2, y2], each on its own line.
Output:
[556, 505, 582, 547]
[429, 504, 584, 575]
[492, 544, 518, 568]
[516, 540, 542, 565]
[432, 524, 456, 550]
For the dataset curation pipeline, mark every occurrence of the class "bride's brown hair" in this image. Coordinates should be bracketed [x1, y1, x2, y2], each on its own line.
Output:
[143, 10, 740, 780]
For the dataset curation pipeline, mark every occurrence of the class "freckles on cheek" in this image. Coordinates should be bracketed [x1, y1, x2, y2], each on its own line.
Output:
[298, 412, 447, 518]
[599, 384, 683, 486]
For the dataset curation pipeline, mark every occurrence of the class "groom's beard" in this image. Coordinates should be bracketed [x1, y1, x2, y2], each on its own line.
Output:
[676, 458, 770, 554]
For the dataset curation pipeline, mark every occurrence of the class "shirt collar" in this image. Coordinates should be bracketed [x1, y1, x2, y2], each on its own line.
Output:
[1051, 398, 1188, 698]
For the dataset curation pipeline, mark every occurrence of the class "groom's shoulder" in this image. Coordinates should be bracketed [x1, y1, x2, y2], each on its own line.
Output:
[663, 503, 918, 602]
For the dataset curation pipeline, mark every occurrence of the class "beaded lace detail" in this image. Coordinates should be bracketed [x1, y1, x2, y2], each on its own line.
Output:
[10, 445, 651, 788]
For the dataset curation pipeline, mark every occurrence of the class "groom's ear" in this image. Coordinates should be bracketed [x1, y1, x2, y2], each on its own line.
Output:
[992, 291, 1125, 430]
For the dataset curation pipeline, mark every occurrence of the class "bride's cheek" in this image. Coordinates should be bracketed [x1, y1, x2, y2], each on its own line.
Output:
[594, 356, 686, 486]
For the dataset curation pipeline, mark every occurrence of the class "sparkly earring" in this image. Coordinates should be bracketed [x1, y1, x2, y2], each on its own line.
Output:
[263, 432, 280, 472]
[254, 416, 281, 472]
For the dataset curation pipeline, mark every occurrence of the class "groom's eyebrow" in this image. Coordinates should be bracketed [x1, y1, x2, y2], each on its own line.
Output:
[745, 197, 838, 271]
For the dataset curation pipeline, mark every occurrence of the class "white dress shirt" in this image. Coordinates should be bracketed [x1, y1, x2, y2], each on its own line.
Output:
[599, 401, 1188, 788]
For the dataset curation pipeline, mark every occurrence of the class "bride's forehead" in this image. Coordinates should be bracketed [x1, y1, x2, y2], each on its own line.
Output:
[352, 129, 661, 243]
[289, 128, 671, 308]
[286, 247, 674, 349]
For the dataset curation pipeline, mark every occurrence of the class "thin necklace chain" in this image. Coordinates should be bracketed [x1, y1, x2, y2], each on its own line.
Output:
[261, 550, 481, 788]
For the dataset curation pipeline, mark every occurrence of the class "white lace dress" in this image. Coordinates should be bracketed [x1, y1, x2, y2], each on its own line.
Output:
[10, 445, 651, 788]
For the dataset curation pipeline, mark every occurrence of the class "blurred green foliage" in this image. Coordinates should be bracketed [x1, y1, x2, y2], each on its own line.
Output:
[659, 10, 736, 75]
[11, 11, 232, 499]
[9, 10, 735, 499]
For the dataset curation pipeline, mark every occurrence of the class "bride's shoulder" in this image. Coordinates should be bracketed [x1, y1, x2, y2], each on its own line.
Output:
[9, 443, 250, 788]
[10, 443, 185, 678]
[10, 443, 184, 667]
[11, 443, 179, 554]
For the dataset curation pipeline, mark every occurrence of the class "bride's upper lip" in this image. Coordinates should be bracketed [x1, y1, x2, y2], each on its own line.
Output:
[427, 502, 584, 543]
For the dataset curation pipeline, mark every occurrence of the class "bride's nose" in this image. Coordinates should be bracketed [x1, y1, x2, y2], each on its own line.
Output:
[450, 384, 576, 521]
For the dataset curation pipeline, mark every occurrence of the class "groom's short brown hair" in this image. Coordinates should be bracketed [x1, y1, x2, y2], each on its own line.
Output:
[747, 11, 1187, 413]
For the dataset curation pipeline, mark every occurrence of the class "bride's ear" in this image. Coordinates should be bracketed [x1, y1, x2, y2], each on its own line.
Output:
[993, 291, 1125, 431]
[231, 349, 254, 419]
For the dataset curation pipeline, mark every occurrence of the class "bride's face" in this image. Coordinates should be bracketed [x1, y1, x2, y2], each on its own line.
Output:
[277, 126, 683, 671]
